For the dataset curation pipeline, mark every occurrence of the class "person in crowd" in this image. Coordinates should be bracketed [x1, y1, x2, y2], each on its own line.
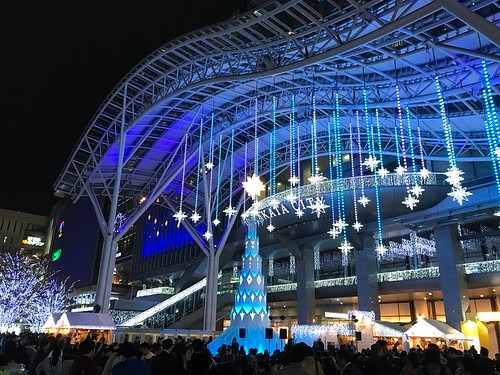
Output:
[364, 343, 386, 375]
[401, 351, 419, 375]
[335, 350, 363, 375]
[416, 346, 452, 375]
[138, 342, 154, 361]
[35, 347, 63, 375]
[149, 338, 174, 375]
[29, 337, 50, 375]
[111, 341, 148, 375]
[303, 344, 324, 375]
[475, 346, 495, 375]
[172, 345, 193, 375]
[190, 338, 213, 375]
[68, 338, 98, 375]
[277, 342, 310, 375]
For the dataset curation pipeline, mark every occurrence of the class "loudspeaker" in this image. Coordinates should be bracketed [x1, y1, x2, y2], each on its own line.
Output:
[265, 328, 273, 339]
[279, 328, 287, 339]
[239, 328, 246, 339]
[355, 331, 362, 341]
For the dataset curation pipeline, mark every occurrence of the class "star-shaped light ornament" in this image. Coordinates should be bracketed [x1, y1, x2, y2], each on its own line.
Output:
[494, 147, 500, 158]
[223, 205, 238, 218]
[445, 167, 464, 187]
[358, 195, 370, 207]
[410, 184, 425, 197]
[352, 221, 363, 232]
[419, 167, 430, 180]
[249, 203, 261, 218]
[205, 161, 214, 171]
[202, 231, 213, 241]
[395, 165, 406, 176]
[295, 209, 304, 218]
[190, 212, 201, 223]
[212, 218, 221, 226]
[173, 210, 188, 227]
[339, 240, 354, 255]
[308, 173, 326, 185]
[334, 219, 349, 232]
[266, 223, 275, 233]
[241, 211, 249, 220]
[288, 175, 300, 186]
[269, 199, 280, 209]
[448, 185, 472, 205]
[403, 194, 419, 210]
[327, 226, 341, 239]
[242, 174, 266, 200]
[363, 155, 380, 172]
[378, 167, 390, 178]
[376, 243, 387, 257]
[287, 192, 298, 202]
[308, 196, 330, 218]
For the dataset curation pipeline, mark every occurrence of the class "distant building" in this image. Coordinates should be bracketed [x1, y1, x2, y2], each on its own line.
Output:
[0, 208, 49, 256]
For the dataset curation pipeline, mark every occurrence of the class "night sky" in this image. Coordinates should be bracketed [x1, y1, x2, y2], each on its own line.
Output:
[1, 0, 242, 216]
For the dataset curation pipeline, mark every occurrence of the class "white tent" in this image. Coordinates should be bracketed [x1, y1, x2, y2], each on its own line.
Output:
[373, 320, 407, 338]
[404, 318, 465, 341]
[56, 312, 116, 330]
[42, 313, 63, 330]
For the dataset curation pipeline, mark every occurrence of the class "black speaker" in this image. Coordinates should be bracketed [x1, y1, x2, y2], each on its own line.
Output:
[239, 328, 246, 339]
[265, 328, 273, 339]
[355, 331, 362, 341]
[279, 328, 287, 339]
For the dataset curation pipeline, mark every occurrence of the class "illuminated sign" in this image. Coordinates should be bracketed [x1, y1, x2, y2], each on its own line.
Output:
[22, 236, 45, 247]
[58, 221, 64, 238]
[52, 249, 62, 261]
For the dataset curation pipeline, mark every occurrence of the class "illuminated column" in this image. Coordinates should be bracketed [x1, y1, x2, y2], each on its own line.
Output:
[296, 246, 316, 324]
[434, 225, 470, 330]
[355, 236, 380, 318]
[231, 218, 268, 326]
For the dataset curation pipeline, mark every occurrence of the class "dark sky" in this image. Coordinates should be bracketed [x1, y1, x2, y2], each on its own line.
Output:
[0, 0, 242, 216]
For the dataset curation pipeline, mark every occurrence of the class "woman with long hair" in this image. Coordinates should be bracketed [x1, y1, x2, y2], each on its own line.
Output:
[172, 346, 193, 375]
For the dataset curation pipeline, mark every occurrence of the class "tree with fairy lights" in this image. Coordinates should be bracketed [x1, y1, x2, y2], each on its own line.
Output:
[0, 252, 75, 332]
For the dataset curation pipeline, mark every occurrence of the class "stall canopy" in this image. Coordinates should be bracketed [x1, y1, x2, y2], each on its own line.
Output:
[54, 312, 116, 330]
[373, 321, 407, 338]
[42, 313, 63, 330]
[404, 319, 465, 341]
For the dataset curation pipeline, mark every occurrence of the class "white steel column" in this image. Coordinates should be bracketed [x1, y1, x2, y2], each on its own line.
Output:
[94, 84, 127, 313]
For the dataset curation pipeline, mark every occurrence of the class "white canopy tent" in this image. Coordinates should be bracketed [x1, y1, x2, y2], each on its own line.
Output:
[373, 320, 407, 338]
[43, 312, 116, 343]
[404, 319, 465, 348]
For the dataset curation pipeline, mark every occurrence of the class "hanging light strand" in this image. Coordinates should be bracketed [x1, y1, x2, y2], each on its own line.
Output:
[481, 60, 500, 211]
[327, 119, 337, 234]
[356, 110, 369, 207]
[349, 120, 362, 231]
[173, 135, 190, 227]
[254, 98, 259, 175]
[405, 107, 417, 173]
[213, 134, 223, 225]
[191, 118, 204, 222]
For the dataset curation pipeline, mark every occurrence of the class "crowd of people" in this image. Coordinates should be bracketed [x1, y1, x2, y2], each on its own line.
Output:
[1, 332, 500, 375]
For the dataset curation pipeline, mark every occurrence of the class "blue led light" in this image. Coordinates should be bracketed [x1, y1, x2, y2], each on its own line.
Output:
[405, 107, 417, 173]
[481, 60, 500, 201]
[214, 135, 223, 221]
[193, 118, 203, 214]
[375, 108, 384, 167]
[434, 76, 456, 168]
[327, 119, 336, 223]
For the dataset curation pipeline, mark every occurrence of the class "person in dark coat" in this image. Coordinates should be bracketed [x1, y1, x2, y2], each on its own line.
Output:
[149, 339, 174, 375]
[111, 341, 148, 375]
[475, 347, 495, 375]
[29, 337, 50, 375]
[336, 350, 363, 375]
[68, 338, 98, 375]
[190, 339, 213, 375]
[364, 343, 386, 375]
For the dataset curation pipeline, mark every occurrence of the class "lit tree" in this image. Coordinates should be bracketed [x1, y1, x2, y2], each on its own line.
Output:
[0, 252, 75, 332]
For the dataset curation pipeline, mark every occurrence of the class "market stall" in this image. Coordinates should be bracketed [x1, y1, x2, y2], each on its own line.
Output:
[43, 312, 116, 344]
[404, 318, 465, 350]
[373, 320, 407, 351]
